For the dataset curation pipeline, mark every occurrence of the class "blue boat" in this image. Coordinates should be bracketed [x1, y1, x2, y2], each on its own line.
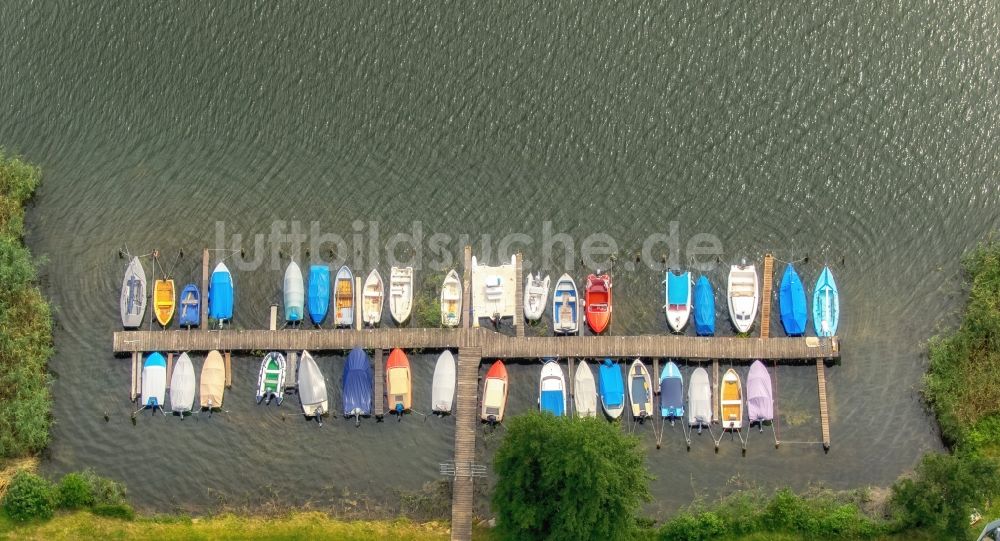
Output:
[178, 283, 200, 328]
[538, 359, 566, 416]
[208, 262, 234, 323]
[598, 358, 625, 419]
[779, 264, 808, 336]
[342, 347, 373, 425]
[693, 276, 716, 336]
[813, 266, 840, 337]
[308, 265, 331, 325]
[659, 361, 684, 420]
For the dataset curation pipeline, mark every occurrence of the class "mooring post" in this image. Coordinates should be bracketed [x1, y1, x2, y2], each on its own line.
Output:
[166, 352, 173, 390]
[355, 277, 362, 330]
[464, 245, 476, 329]
[224, 351, 232, 388]
[130, 352, 139, 401]
[567, 357, 575, 415]
[201, 248, 209, 326]
[269, 304, 277, 331]
[653, 358, 660, 394]
[712, 359, 719, 423]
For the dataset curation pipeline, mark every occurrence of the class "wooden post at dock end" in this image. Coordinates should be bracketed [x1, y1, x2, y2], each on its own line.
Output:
[285, 351, 298, 390]
[130, 352, 139, 401]
[653, 358, 660, 394]
[514, 253, 524, 337]
[166, 353, 173, 390]
[355, 277, 362, 330]
[760, 254, 774, 339]
[463, 246, 474, 329]
[817, 359, 831, 451]
[201, 248, 209, 327]
[711, 359, 719, 423]
[373, 349, 385, 418]
[269, 304, 277, 331]
[224, 351, 232, 388]
[567, 358, 575, 416]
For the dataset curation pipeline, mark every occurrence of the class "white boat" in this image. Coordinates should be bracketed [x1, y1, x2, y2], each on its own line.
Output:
[120, 256, 146, 328]
[283, 261, 305, 323]
[665, 270, 692, 333]
[333, 265, 354, 327]
[169, 353, 196, 416]
[688, 367, 712, 433]
[362, 269, 384, 326]
[551, 274, 579, 334]
[389, 266, 414, 325]
[523, 273, 551, 321]
[538, 360, 566, 416]
[440, 270, 462, 327]
[573, 360, 597, 417]
[297, 350, 328, 421]
[727, 262, 759, 333]
[431, 350, 456, 414]
[627, 359, 653, 422]
[140, 352, 166, 413]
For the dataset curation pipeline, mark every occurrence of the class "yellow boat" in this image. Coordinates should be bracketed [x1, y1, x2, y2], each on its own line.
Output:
[153, 279, 175, 326]
[719, 368, 743, 430]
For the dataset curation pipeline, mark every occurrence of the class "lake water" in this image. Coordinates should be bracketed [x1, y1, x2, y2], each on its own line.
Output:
[1, 1, 998, 518]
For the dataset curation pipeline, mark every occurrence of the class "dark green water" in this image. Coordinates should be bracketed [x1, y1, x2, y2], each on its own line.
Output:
[1, 1, 998, 517]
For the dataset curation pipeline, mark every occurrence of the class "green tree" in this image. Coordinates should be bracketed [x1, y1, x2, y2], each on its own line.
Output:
[2, 470, 55, 521]
[492, 413, 651, 541]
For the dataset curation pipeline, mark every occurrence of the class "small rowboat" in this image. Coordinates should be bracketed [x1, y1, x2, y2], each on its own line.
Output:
[719, 368, 743, 430]
[386, 348, 412, 419]
[688, 367, 712, 433]
[432, 350, 456, 414]
[523, 273, 551, 321]
[440, 270, 462, 327]
[389, 267, 414, 325]
[256, 352, 286, 405]
[746, 361, 773, 429]
[481, 360, 508, 424]
[362, 269, 384, 326]
[693, 276, 715, 336]
[284, 262, 304, 323]
[334, 266, 354, 327]
[727, 262, 758, 333]
[120, 257, 146, 328]
[573, 360, 597, 417]
[779, 264, 808, 336]
[552, 274, 579, 334]
[178, 283, 200, 328]
[169, 352, 195, 416]
[297, 350, 328, 423]
[342, 348, 373, 425]
[585, 273, 612, 333]
[153, 279, 175, 327]
[627, 359, 653, 422]
[307, 265, 331, 325]
[200, 350, 226, 410]
[208, 262, 234, 324]
[665, 270, 692, 333]
[813, 266, 840, 337]
[659, 361, 684, 422]
[538, 359, 566, 417]
[140, 352, 166, 414]
[598, 358, 624, 419]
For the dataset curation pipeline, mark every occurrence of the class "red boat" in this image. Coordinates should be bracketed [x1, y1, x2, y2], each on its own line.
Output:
[585, 273, 612, 333]
[386, 348, 412, 418]
[480, 360, 509, 424]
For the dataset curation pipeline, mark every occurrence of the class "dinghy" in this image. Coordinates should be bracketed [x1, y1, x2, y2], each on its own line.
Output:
[120, 257, 146, 328]
[334, 266, 354, 327]
[307, 265, 331, 325]
[481, 360, 509, 424]
[813, 266, 839, 337]
[440, 270, 462, 327]
[665, 270, 692, 333]
[688, 367, 712, 433]
[659, 361, 684, 422]
[297, 350, 328, 421]
[200, 350, 226, 410]
[627, 359, 653, 422]
[573, 360, 597, 418]
[389, 266, 414, 325]
[342, 348, 373, 424]
[727, 263, 758, 333]
[386, 348, 412, 418]
[362, 269, 384, 326]
[693, 276, 715, 336]
[779, 264, 808, 336]
[719, 368, 743, 430]
[746, 361, 773, 429]
[552, 274, 579, 334]
[585, 273, 612, 333]
[153, 279, 175, 327]
[432, 350, 456, 414]
[523, 273, 551, 321]
[208, 262, 234, 324]
[169, 352, 195, 416]
[256, 352, 286, 405]
[538, 359, 566, 416]
[178, 283, 200, 328]
[598, 358, 625, 419]
[140, 352, 166, 413]
[283, 261, 305, 323]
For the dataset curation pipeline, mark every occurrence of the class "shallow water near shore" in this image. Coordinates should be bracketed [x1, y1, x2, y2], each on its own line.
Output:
[1, 1, 999, 517]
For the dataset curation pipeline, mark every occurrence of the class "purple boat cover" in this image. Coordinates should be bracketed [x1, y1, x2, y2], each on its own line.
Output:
[746, 361, 773, 422]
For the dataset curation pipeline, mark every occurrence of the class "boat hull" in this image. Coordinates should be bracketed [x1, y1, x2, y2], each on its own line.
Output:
[481, 360, 509, 422]
[585, 274, 612, 333]
[552, 274, 579, 334]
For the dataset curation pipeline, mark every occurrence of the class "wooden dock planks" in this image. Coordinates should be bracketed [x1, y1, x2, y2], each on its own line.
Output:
[761, 254, 774, 339]
[514, 253, 524, 337]
[817, 359, 830, 450]
[373, 349, 385, 418]
[450, 347, 481, 541]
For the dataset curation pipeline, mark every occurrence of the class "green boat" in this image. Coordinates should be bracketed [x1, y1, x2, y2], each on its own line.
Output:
[256, 352, 286, 405]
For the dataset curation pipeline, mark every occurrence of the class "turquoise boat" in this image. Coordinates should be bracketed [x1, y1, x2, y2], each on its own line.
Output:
[812, 267, 839, 336]
[779, 264, 808, 336]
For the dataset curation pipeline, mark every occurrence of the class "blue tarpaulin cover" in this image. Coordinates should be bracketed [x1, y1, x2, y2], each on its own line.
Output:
[693, 276, 715, 336]
[667, 272, 690, 305]
[342, 348, 373, 416]
[308, 265, 331, 325]
[779, 264, 808, 336]
[208, 264, 233, 320]
[599, 359, 624, 407]
[540, 390, 565, 416]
